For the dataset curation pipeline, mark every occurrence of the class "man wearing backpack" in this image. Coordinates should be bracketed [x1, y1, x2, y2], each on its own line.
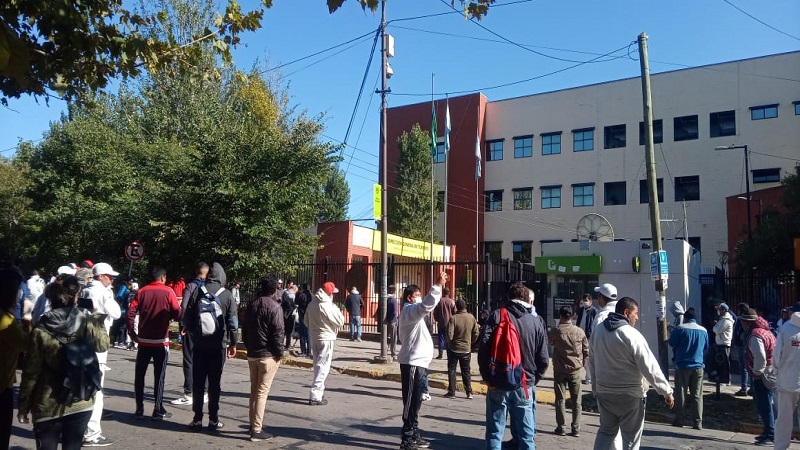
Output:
[127, 266, 181, 420]
[172, 262, 209, 406]
[184, 262, 238, 431]
[478, 282, 549, 450]
[397, 272, 447, 450]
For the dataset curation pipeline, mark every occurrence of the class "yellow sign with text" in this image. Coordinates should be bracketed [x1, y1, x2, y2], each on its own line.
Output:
[371, 230, 445, 259]
[373, 184, 382, 220]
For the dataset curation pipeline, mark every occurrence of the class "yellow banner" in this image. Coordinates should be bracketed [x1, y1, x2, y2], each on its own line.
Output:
[371, 229, 445, 259]
[373, 184, 382, 220]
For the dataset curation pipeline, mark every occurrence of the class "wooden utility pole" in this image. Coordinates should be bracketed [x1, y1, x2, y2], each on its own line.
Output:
[638, 32, 669, 379]
[376, 0, 389, 362]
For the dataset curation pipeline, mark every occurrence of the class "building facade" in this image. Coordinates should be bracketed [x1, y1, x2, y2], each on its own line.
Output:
[387, 51, 800, 269]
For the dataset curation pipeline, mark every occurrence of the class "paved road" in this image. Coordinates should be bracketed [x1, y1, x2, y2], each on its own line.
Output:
[9, 346, 785, 449]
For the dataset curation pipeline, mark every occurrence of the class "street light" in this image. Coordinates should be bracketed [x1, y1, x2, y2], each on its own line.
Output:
[715, 144, 751, 241]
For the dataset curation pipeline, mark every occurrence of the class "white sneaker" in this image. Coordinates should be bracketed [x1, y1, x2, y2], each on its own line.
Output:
[170, 394, 192, 405]
[421, 393, 431, 402]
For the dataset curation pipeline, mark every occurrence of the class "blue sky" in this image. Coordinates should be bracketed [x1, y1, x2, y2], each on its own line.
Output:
[1, 0, 798, 221]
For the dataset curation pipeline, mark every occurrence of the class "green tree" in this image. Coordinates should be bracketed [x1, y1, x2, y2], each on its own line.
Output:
[388, 123, 438, 241]
[0, 154, 32, 265]
[733, 166, 800, 275]
[318, 167, 350, 223]
[0, 0, 495, 104]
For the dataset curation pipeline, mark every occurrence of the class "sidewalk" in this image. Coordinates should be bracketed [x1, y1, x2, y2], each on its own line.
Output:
[171, 331, 772, 437]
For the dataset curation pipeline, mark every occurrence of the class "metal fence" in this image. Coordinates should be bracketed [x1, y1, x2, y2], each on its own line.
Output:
[699, 269, 797, 326]
[236, 257, 547, 335]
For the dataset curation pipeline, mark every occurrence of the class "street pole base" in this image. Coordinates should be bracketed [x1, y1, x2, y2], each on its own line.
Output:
[373, 355, 391, 364]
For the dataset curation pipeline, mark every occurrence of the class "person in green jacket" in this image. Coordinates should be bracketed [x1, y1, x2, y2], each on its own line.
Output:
[17, 276, 109, 450]
[1, 269, 29, 449]
[444, 299, 479, 399]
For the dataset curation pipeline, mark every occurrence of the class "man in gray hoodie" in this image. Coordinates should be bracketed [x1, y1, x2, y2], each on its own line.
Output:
[184, 263, 238, 431]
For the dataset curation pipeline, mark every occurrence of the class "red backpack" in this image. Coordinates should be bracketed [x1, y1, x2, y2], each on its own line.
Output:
[488, 307, 528, 396]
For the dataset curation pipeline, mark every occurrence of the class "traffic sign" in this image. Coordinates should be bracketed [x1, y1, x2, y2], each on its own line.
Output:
[649, 250, 668, 281]
[125, 241, 145, 261]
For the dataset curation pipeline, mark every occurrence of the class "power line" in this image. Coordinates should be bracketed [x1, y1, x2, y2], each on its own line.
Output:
[721, 0, 800, 42]
[279, 35, 373, 80]
[260, 29, 377, 75]
[389, 0, 536, 24]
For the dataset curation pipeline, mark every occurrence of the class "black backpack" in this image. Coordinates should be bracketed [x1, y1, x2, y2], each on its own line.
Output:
[50, 315, 102, 405]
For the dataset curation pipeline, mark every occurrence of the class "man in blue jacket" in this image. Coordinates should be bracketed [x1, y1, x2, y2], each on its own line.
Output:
[668, 308, 709, 430]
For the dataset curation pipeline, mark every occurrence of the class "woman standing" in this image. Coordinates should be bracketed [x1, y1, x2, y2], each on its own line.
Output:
[1, 269, 29, 449]
[17, 276, 109, 450]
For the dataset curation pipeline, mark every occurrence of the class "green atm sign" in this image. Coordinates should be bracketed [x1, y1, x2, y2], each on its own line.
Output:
[535, 255, 602, 274]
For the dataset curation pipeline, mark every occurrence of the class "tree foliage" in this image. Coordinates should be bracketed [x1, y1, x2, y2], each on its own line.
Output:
[0, 0, 495, 104]
[318, 168, 351, 223]
[733, 166, 800, 275]
[0, 155, 32, 265]
[388, 123, 438, 242]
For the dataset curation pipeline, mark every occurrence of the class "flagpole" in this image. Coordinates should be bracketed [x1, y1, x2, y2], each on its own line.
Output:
[430, 73, 435, 282]
[443, 96, 449, 263]
[475, 104, 481, 315]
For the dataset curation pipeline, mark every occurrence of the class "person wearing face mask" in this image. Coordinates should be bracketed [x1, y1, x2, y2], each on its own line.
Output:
[575, 294, 597, 385]
[589, 297, 674, 450]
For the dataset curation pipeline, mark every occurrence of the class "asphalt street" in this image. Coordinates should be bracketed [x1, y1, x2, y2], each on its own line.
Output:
[9, 346, 789, 449]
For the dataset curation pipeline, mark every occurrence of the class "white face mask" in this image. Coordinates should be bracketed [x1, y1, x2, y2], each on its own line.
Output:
[581, 301, 590, 308]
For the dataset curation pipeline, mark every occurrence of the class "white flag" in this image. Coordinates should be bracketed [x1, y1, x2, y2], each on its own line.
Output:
[475, 128, 481, 180]
[445, 101, 451, 153]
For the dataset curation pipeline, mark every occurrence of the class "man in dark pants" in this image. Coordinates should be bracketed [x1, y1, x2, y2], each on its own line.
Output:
[444, 299, 479, 399]
[433, 287, 455, 359]
[173, 262, 208, 406]
[184, 263, 238, 430]
[385, 285, 399, 360]
[127, 266, 181, 419]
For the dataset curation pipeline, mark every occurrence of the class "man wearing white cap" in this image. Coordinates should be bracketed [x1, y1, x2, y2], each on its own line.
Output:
[589, 282, 622, 448]
[81, 262, 121, 447]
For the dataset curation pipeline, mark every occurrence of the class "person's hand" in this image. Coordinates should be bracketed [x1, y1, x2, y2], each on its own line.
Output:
[664, 393, 675, 409]
[180, 329, 186, 336]
[436, 271, 449, 287]
[17, 413, 29, 424]
[226, 346, 237, 359]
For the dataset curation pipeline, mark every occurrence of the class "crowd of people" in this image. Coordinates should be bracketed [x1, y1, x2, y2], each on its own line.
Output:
[1, 260, 799, 450]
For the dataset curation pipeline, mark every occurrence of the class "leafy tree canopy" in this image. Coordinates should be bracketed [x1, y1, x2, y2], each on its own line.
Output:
[0, 0, 494, 105]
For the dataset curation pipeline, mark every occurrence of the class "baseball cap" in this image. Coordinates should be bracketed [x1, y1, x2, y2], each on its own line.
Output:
[75, 268, 93, 280]
[792, 301, 800, 313]
[322, 281, 339, 295]
[80, 260, 94, 269]
[740, 308, 758, 321]
[57, 265, 77, 275]
[594, 283, 617, 300]
[717, 302, 730, 313]
[92, 262, 119, 277]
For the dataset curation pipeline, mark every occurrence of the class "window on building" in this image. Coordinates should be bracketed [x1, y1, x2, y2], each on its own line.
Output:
[513, 136, 532, 158]
[675, 175, 700, 201]
[484, 241, 502, 263]
[673, 115, 699, 141]
[752, 168, 781, 183]
[604, 124, 626, 149]
[573, 183, 594, 207]
[513, 188, 533, 210]
[573, 128, 594, 152]
[751, 104, 778, 120]
[638, 119, 663, 145]
[542, 132, 562, 155]
[687, 237, 701, 252]
[512, 241, 532, 263]
[433, 141, 445, 163]
[795, 102, 800, 115]
[486, 140, 504, 161]
[639, 179, 664, 204]
[485, 190, 503, 212]
[710, 110, 736, 137]
[437, 191, 445, 213]
[604, 181, 627, 206]
[541, 186, 561, 209]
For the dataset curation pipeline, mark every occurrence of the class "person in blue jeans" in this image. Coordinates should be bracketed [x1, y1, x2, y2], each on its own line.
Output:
[345, 287, 363, 341]
[740, 309, 776, 446]
[732, 302, 751, 396]
[478, 282, 549, 450]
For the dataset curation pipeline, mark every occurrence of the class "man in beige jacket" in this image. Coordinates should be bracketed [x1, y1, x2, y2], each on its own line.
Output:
[303, 282, 345, 406]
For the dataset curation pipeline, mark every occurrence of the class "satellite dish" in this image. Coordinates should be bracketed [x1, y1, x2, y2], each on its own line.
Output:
[576, 213, 615, 242]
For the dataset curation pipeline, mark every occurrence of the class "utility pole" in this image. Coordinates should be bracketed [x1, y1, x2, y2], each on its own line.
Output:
[375, 0, 390, 363]
[638, 32, 669, 379]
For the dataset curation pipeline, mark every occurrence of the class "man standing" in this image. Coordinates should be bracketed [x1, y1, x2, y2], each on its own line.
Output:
[575, 293, 597, 384]
[591, 283, 618, 329]
[173, 262, 209, 406]
[444, 298, 479, 399]
[740, 308, 776, 446]
[433, 287, 456, 360]
[184, 262, 238, 431]
[281, 280, 296, 350]
[385, 285, 399, 360]
[479, 282, 549, 450]
[548, 306, 588, 437]
[242, 277, 284, 442]
[589, 297, 674, 450]
[711, 303, 734, 384]
[733, 302, 752, 396]
[81, 262, 122, 447]
[773, 301, 800, 450]
[295, 283, 313, 358]
[304, 281, 344, 406]
[345, 287, 364, 342]
[668, 308, 708, 430]
[398, 272, 447, 450]
[127, 266, 181, 420]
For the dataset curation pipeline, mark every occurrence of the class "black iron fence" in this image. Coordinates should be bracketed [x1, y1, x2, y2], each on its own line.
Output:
[699, 269, 797, 327]
[236, 257, 547, 335]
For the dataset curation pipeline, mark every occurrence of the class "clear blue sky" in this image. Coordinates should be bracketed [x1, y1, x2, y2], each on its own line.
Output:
[1, 0, 798, 221]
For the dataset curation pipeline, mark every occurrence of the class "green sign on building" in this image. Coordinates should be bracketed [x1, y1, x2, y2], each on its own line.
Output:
[534, 255, 602, 274]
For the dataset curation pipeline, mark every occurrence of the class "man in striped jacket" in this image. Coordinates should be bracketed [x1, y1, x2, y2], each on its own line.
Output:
[128, 266, 182, 420]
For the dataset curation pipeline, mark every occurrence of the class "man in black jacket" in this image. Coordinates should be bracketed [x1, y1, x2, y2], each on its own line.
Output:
[478, 282, 549, 450]
[242, 276, 284, 442]
[184, 262, 238, 431]
[295, 283, 313, 358]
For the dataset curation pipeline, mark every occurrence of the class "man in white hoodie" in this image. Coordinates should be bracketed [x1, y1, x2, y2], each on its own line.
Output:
[711, 302, 734, 384]
[773, 301, 800, 450]
[398, 272, 447, 450]
[589, 297, 674, 450]
[303, 281, 345, 406]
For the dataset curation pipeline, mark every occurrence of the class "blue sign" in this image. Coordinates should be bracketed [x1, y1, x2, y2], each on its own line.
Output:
[649, 250, 668, 280]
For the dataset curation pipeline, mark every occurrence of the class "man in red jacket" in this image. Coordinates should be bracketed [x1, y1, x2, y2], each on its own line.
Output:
[128, 266, 181, 420]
